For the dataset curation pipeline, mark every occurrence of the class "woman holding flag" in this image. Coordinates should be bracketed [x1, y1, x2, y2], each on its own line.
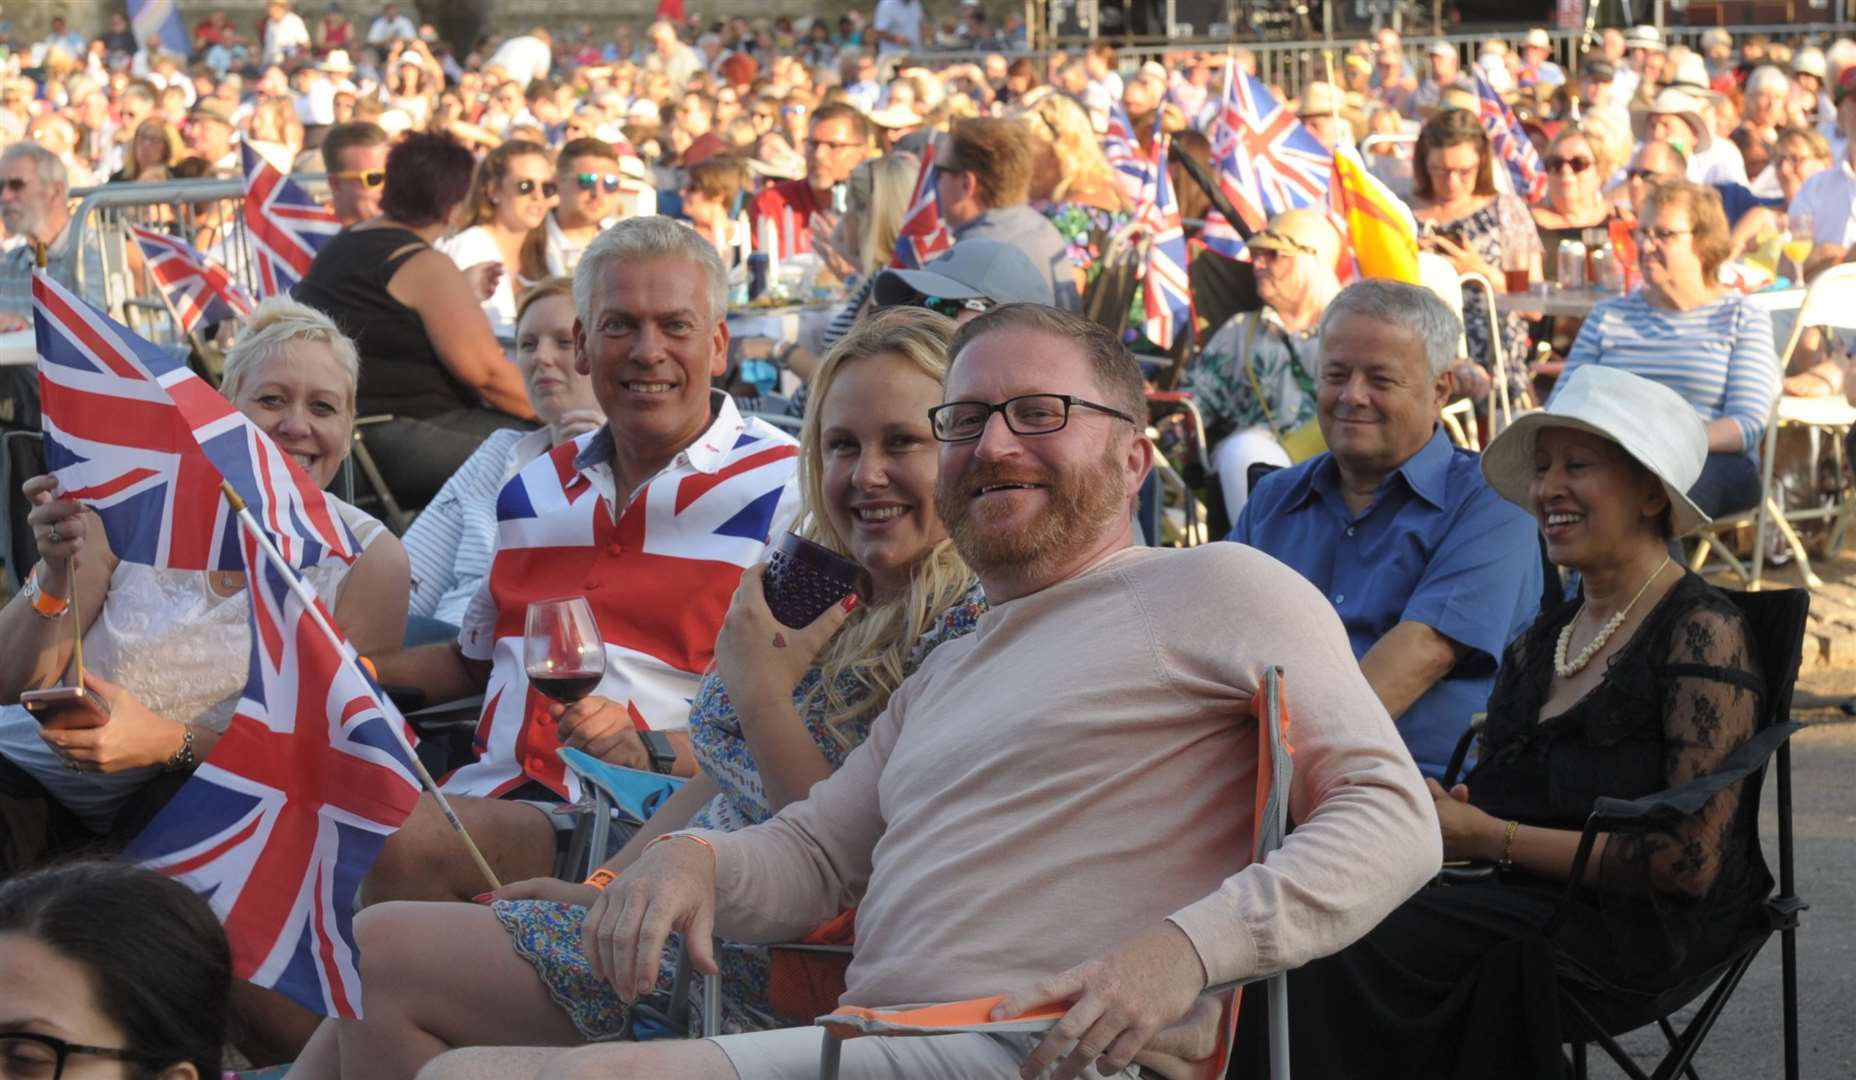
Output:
[0, 297, 408, 845]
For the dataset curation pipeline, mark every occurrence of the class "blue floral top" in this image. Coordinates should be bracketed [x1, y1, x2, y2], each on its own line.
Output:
[686, 582, 989, 832]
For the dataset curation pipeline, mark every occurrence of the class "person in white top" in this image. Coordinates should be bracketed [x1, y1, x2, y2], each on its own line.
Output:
[872, 0, 925, 53]
[643, 20, 703, 94]
[261, 0, 313, 65]
[437, 141, 557, 337]
[0, 296, 408, 838]
[486, 28, 554, 88]
[1791, 66, 1856, 278]
[367, 1, 418, 45]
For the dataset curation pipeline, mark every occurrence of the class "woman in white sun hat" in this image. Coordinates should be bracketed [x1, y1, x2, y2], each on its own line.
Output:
[1233, 364, 1771, 1078]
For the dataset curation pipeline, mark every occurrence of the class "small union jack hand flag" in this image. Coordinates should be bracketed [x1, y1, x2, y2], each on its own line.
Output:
[241, 143, 341, 296]
[127, 224, 255, 336]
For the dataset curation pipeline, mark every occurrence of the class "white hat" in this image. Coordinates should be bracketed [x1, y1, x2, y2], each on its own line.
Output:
[1622, 25, 1664, 51]
[867, 104, 922, 129]
[1669, 53, 1712, 91]
[319, 49, 355, 73]
[1523, 28, 1551, 50]
[1481, 366, 1710, 536]
[1428, 40, 1456, 58]
[1633, 86, 1713, 154]
[1793, 48, 1828, 81]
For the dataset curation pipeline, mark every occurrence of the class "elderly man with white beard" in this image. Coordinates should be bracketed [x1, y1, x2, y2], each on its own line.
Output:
[422, 304, 1441, 1080]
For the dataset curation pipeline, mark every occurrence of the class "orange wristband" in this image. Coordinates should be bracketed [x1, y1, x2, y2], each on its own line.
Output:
[583, 868, 617, 891]
[646, 832, 716, 863]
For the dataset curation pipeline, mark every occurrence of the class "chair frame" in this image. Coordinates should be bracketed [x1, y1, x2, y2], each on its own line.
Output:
[1458, 270, 1523, 435]
[1440, 588, 1809, 1080]
[349, 415, 413, 535]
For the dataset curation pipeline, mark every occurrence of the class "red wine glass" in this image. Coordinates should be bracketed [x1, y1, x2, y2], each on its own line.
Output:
[524, 597, 606, 704]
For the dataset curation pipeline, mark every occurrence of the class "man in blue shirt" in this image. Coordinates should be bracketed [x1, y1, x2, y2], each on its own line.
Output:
[1231, 280, 1543, 778]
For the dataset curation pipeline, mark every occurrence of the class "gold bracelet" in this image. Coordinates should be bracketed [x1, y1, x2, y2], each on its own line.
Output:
[583, 868, 617, 891]
[1498, 820, 1520, 871]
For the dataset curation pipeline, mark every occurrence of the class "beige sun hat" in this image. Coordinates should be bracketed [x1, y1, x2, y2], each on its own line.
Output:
[1632, 86, 1712, 155]
[1481, 365, 1710, 537]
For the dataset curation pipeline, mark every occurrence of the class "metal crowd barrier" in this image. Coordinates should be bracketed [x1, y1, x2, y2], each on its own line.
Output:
[63, 173, 330, 363]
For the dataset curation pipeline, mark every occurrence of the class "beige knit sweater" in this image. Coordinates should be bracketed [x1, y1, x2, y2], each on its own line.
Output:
[699, 541, 1442, 1007]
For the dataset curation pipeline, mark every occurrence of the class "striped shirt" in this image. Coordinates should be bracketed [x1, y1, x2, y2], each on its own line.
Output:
[401, 427, 551, 626]
[1556, 290, 1780, 454]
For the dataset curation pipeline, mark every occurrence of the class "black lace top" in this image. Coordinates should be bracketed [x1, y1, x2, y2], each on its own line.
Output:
[1466, 571, 1772, 986]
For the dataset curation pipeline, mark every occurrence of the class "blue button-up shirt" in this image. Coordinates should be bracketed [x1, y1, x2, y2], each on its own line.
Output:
[1230, 427, 1542, 778]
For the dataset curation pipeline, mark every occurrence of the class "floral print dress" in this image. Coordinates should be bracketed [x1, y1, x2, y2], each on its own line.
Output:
[492, 584, 989, 1040]
[1436, 193, 1540, 406]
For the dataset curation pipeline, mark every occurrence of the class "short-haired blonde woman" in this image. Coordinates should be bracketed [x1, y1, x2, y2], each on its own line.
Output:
[284, 308, 987, 1080]
[1554, 180, 1780, 517]
[0, 296, 409, 836]
[1014, 90, 1131, 299]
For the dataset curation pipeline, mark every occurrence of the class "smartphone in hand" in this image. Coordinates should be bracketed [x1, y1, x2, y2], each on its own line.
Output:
[20, 686, 111, 731]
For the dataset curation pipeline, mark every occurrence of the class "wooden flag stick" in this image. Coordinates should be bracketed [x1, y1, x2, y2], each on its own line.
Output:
[30, 243, 82, 693]
[220, 482, 502, 892]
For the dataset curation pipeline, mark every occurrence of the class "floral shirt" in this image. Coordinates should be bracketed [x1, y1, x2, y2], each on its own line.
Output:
[1187, 308, 1321, 444]
[686, 582, 989, 832]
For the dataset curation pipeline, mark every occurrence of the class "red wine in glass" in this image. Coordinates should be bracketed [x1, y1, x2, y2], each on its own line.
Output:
[525, 597, 606, 704]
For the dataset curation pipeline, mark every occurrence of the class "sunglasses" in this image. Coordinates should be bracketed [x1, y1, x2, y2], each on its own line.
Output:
[575, 172, 624, 193]
[918, 295, 993, 318]
[1626, 167, 1666, 181]
[0, 177, 30, 192]
[513, 179, 559, 197]
[1545, 156, 1593, 174]
[330, 169, 385, 188]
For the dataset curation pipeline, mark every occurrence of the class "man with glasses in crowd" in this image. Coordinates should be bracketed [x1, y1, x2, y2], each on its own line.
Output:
[0, 141, 104, 431]
[321, 121, 390, 227]
[424, 302, 1440, 1080]
[936, 117, 1080, 310]
[748, 102, 870, 259]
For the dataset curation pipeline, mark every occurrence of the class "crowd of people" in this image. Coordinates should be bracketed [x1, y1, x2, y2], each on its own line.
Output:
[0, 6, 1837, 1079]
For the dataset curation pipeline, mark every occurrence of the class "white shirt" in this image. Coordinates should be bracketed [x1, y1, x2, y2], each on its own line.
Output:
[366, 14, 418, 44]
[1688, 137, 1749, 188]
[1788, 158, 1856, 247]
[486, 34, 552, 87]
[872, 0, 924, 52]
[435, 226, 516, 338]
[262, 12, 311, 64]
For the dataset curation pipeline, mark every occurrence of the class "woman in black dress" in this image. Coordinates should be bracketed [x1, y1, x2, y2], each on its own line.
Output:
[1232, 365, 1769, 1079]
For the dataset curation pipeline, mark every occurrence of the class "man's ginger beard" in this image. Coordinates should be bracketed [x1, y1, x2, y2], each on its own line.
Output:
[935, 438, 1129, 579]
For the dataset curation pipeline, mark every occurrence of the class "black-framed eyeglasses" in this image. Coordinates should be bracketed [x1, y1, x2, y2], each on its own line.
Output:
[574, 172, 624, 193]
[917, 295, 992, 319]
[0, 1031, 167, 1079]
[513, 179, 559, 197]
[929, 393, 1138, 442]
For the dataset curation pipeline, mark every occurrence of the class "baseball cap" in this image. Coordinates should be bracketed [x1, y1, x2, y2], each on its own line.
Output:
[1523, 28, 1550, 50]
[1428, 40, 1455, 58]
[873, 240, 1054, 309]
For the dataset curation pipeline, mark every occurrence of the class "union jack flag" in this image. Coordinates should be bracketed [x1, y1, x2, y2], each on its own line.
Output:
[1207, 61, 1333, 243]
[447, 404, 801, 800]
[128, 224, 255, 336]
[1471, 70, 1547, 202]
[890, 142, 954, 270]
[33, 272, 360, 571]
[1138, 133, 1191, 351]
[128, 524, 423, 1019]
[241, 143, 341, 296]
[1105, 102, 1153, 206]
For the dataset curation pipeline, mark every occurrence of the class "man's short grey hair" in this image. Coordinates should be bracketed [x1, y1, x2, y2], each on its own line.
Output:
[1746, 65, 1790, 99]
[1318, 279, 1462, 377]
[0, 142, 67, 192]
[573, 216, 728, 327]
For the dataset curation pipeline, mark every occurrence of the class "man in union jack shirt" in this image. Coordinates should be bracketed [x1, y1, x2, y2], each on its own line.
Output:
[369, 218, 801, 903]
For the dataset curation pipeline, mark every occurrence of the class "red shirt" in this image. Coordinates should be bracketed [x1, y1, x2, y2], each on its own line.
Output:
[747, 179, 824, 259]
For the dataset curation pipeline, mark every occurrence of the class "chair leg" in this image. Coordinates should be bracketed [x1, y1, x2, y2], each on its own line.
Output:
[1569, 1040, 1587, 1080]
[1765, 501, 1822, 589]
[702, 955, 721, 1037]
[1655, 1017, 1701, 1080]
[818, 1031, 843, 1080]
[349, 432, 412, 534]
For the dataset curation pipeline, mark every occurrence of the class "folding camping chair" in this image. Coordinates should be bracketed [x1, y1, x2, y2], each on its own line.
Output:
[555, 747, 685, 879]
[809, 664, 1300, 1080]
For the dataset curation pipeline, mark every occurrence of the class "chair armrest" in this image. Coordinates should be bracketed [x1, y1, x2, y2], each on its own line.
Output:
[395, 692, 483, 738]
[556, 747, 685, 823]
[1546, 719, 1802, 937]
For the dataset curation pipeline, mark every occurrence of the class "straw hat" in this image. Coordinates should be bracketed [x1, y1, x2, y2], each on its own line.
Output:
[1481, 366, 1710, 537]
[1248, 208, 1342, 268]
[1297, 80, 1345, 117]
[1632, 87, 1712, 154]
[1622, 25, 1665, 52]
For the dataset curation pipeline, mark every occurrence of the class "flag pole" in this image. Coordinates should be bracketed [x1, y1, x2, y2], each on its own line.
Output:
[32, 257, 84, 694]
[220, 481, 502, 892]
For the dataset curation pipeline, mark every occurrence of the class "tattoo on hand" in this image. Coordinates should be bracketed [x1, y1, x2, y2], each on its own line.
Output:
[771, 632, 787, 649]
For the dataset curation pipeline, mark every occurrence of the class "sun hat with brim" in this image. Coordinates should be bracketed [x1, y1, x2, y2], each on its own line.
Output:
[873, 239, 1054, 309]
[1632, 87, 1712, 155]
[1481, 365, 1711, 537]
[1622, 25, 1664, 51]
[1248, 208, 1342, 268]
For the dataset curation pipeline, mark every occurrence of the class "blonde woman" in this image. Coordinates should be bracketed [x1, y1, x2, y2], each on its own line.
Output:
[284, 308, 986, 1080]
[1016, 90, 1131, 296]
[816, 152, 921, 355]
[110, 118, 185, 181]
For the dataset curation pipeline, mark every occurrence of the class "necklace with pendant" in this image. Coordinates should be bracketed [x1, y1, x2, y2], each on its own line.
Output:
[1554, 555, 1672, 679]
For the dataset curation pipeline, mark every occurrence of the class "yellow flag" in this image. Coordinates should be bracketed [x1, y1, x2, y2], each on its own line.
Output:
[1328, 153, 1421, 284]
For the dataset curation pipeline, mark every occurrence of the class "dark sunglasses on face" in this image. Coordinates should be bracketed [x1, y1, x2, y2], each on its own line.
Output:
[1545, 155, 1593, 174]
[513, 179, 559, 197]
[575, 172, 624, 193]
[0, 178, 29, 192]
[330, 169, 385, 188]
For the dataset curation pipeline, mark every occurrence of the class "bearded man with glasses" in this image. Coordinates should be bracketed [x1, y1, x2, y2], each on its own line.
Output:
[747, 102, 870, 260]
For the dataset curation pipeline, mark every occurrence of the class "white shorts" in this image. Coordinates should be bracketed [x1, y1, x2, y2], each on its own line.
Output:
[707, 1025, 1146, 1080]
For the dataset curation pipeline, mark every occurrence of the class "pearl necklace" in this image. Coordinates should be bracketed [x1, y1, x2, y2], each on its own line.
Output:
[1554, 556, 1672, 678]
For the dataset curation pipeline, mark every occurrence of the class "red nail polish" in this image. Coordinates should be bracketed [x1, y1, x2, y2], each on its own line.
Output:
[841, 593, 861, 613]
[471, 892, 494, 904]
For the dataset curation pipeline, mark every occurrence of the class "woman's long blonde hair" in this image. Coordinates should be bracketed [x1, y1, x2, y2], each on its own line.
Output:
[795, 307, 979, 747]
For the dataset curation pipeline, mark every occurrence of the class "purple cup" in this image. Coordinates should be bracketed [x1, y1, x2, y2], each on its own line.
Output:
[761, 531, 863, 629]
